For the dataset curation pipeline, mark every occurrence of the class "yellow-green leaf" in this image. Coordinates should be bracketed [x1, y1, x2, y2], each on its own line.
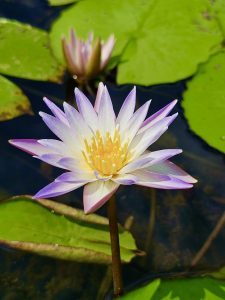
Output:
[0, 196, 138, 263]
[182, 51, 225, 154]
[121, 277, 225, 300]
[48, 0, 78, 5]
[0, 19, 64, 82]
[50, 0, 223, 86]
[0, 75, 31, 121]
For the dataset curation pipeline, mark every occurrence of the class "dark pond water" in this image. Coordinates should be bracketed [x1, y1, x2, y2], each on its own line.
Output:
[0, 1, 224, 299]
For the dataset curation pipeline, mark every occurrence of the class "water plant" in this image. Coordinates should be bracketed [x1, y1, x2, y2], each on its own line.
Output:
[9, 84, 196, 296]
[62, 29, 115, 85]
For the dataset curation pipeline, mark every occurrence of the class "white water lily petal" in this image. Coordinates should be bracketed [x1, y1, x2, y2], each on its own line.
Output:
[129, 126, 168, 160]
[62, 37, 81, 75]
[83, 180, 119, 213]
[126, 100, 151, 142]
[83, 31, 93, 62]
[38, 139, 71, 156]
[43, 97, 68, 125]
[34, 180, 85, 199]
[120, 149, 182, 174]
[10, 88, 196, 214]
[98, 86, 116, 135]
[35, 154, 64, 168]
[116, 86, 136, 132]
[130, 113, 178, 159]
[57, 157, 90, 172]
[70, 27, 76, 50]
[39, 112, 73, 142]
[133, 170, 193, 189]
[112, 174, 137, 185]
[101, 34, 115, 69]
[63, 102, 93, 141]
[139, 99, 178, 134]
[148, 160, 197, 184]
[75, 88, 98, 131]
[94, 82, 104, 113]
[8, 139, 47, 156]
[94, 170, 112, 181]
[74, 39, 85, 74]
[55, 171, 96, 183]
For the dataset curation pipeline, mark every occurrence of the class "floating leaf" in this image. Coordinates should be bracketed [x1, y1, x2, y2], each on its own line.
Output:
[50, 0, 223, 86]
[211, 0, 225, 34]
[0, 196, 137, 263]
[182, 51, 225, 153]
[0, 75, 31, 121]
[121, 277, 225, 300]
[0, 19, 64, 82]
[209, 267, 225, 280]
[48, 0, 78, 5]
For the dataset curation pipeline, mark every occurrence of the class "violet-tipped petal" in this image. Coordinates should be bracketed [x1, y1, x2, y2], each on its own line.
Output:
[10, 86, 196, 214]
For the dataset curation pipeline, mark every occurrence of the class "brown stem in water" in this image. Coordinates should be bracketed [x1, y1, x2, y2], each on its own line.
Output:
[96, 266, 112, 300]
[85, 82, 95, 98]
[191, 211, 225, 267]
[144, 189, 157, 253]
[107, 196, 123, 297]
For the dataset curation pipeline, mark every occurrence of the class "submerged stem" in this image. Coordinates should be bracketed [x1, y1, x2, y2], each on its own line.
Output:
[191, 211, 225, 267]
[107, 196, 123, 297]
[144, 189, 157, 254]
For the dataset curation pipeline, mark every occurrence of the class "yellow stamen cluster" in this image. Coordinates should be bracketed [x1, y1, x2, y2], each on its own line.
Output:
[82, 129, 130, 176]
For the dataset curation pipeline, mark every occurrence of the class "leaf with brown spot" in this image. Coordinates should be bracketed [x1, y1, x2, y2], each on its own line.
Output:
[0, 75, 32, 121]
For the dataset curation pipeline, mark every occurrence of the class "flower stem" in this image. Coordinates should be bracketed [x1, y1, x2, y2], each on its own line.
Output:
[107, 196, 123, 297]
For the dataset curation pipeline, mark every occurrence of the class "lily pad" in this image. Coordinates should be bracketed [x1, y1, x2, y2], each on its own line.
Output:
[48, 0, 78, 5]
[50, 0, 223, 86]
[0, 196, 137, 263]
[182, 51, 225, 154]
[0, 75, 31, 121]
[0, 19, 64, 82]
[121, 277, 225, 300]
[210, 267, 225, 280]
[211, 0, 225, 34]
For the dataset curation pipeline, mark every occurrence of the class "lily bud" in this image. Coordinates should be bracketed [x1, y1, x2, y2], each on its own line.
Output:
[62, 28, 115, 83]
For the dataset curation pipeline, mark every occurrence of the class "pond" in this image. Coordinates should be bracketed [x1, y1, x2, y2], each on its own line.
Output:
[0, 1, 224, 299]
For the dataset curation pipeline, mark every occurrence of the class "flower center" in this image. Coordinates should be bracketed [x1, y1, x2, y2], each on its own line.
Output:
[82, 129, 130, 176]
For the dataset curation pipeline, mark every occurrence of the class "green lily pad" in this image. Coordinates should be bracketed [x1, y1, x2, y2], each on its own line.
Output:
[210, 267, 225, 280]
[121, 277, 225, 300]
[0, 196, 137, 263]
[0, 75, 31, 121]
[50, 0, 223, 86]
[0, 19, 64, 82]
[182, 51, 225, 154]
[211, 0, 225, 34]
[48, 0, 78, 5]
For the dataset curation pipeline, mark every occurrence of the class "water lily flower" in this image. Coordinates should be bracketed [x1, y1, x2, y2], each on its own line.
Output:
[9, 83, 197, 214]
[62, 29, 115, 83]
